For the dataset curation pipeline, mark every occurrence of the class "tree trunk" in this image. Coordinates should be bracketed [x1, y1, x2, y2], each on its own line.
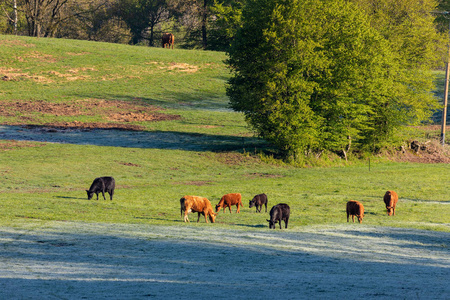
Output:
[201, 0, 207, 49]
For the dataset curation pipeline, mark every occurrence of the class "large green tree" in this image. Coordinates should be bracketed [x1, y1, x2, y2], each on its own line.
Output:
[227, 0, 442, 160]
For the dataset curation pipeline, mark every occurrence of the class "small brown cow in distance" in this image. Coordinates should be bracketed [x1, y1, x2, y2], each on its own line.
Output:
[384, 190, 398, 216]
[216, 193, 243, 213]
[162, 33, 174, 49]
[180, 195, 217, 223]
[346, 200, 364, 223]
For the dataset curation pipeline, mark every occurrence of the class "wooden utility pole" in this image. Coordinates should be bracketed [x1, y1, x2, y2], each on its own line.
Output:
[442, 15, 450, 146]
[443, 65, 449, 145]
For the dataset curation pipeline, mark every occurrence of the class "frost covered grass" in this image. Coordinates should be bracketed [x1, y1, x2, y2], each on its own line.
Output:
[0, 221, 448, 299]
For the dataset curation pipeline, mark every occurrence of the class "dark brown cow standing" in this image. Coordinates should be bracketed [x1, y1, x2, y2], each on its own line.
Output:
[383, 190, 398, 216]
[162, 33, 174, 49]
[249, 193, 268, 213]
[346, 200, 364, 223]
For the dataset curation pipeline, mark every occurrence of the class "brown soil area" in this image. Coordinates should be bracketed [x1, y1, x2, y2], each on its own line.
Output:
[0, 140, 46, 151]
[385, 140, 450, 164]
[0, 99, 180, 131]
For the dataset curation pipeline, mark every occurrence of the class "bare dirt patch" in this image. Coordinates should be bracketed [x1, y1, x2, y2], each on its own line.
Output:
[0, 99, 181, 131]
[0, 39, 35, 48]
[212, 152, 262, 165]
[0, 140, 45, 151]
[158, 62, 199, 73]
[172, 180, 214, 186]
[17, 51, 57, 63]
[386, 139, 450, 164]
[117, 161, 141, 167]
[245, 172, 284, 179]
[0, 67, 52, 83]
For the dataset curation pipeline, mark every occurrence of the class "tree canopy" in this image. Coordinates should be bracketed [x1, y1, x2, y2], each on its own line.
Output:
[227, 0, 444, 161]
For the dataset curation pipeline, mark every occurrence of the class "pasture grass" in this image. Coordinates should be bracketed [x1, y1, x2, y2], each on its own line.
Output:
[0, 143, 448, 232]
[0, 35, 449, 232]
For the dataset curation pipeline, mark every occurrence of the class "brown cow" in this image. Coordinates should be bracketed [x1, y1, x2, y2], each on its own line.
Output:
[180, 195, 216, 223]
[215, 193, 243, 213]
[383, 190, 398, 216]
[162, 33, 174, 49]
[346, 200, 364, 223]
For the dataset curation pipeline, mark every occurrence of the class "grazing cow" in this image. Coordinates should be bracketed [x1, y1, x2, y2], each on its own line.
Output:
[346, 200, 364, 223]
[384, 190, 398, 216]
[86, 177, 115, 200]
[215, 193, 243, 213]
[249, 193, 268, 213]
[162, 33, 174, 49]
[267, 203, 290, 229]
[180, 195, 217, 223]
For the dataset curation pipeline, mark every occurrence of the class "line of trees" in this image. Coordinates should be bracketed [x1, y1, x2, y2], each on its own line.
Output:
[1, 0, 449, 51]
[0, 0, 245, 49]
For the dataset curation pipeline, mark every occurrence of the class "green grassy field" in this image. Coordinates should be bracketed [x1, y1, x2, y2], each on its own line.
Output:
[0, 35, 449, 232]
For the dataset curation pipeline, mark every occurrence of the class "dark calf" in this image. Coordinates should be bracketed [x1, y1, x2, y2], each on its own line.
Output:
[267, 203, 290, 229]
[86, 177, 115, 200]
[249, 193, 268, 213]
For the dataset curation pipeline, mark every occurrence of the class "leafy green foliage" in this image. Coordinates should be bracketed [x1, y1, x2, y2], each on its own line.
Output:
[227, 0, 443, 160]
[207, 0, 243, 51]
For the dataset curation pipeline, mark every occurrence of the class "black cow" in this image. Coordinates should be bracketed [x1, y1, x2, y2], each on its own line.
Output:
[86, 177, 115, 200]
[267, 203, 290, 229]
[249, 193, 268, 213]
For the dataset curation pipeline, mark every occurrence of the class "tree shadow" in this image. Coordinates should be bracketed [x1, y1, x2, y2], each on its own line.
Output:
[0, 125, 267, 152]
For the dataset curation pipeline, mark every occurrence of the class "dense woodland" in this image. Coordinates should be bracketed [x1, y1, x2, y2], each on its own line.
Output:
[0, 0, 448, 50]
[0, 0, 241, 49]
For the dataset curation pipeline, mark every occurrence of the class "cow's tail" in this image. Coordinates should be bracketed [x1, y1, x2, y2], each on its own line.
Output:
[180, 197, 186, 217]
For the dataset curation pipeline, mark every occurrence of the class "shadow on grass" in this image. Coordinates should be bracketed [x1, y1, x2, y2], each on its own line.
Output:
[54, 196, 86, 200]
[1, 224, 448, 299]
[0, 125, 267, 152]
[234, 223, 266, 228]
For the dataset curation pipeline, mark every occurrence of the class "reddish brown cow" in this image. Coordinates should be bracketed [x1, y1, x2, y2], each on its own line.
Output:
[346, 200, 364, 223]
[162, 33, 174, 49]
[180, 195, 217, 223]
[384, 190, 398, 216]
[216, 193, 243, 213]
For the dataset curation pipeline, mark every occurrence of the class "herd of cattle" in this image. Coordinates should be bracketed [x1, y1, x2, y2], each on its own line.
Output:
[86, 176, 399, 229]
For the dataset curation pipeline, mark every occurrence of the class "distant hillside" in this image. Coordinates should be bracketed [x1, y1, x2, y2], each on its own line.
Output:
[0, 34, 230, 110]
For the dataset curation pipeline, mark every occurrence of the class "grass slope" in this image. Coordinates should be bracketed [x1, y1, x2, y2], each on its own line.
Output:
[0, 35, 449, 232]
